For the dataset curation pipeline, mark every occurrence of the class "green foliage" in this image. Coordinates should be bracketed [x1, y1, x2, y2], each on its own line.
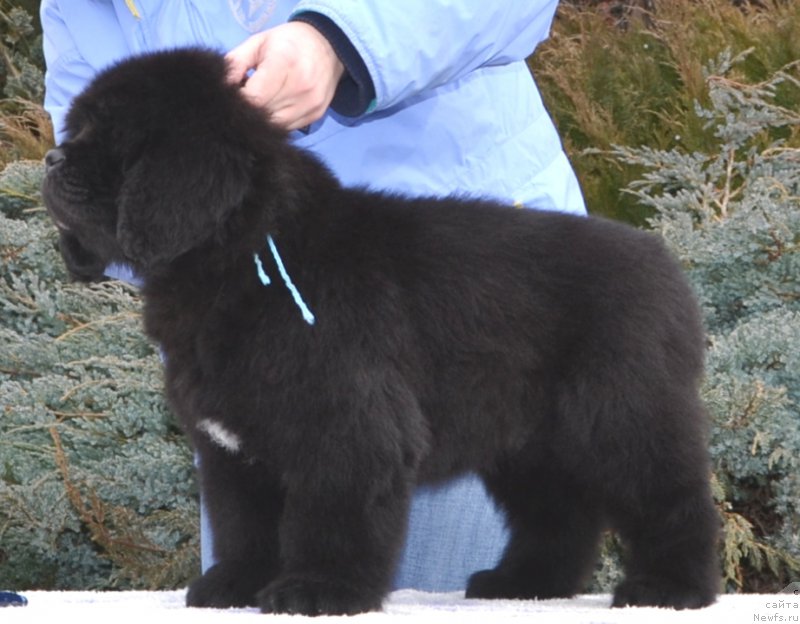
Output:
[531, 0, 800, 224]
[605, 50, 800, 593]
[0, 158, 46, 217]
[0, 160, 200, 589]
[0, 0, 44, 101]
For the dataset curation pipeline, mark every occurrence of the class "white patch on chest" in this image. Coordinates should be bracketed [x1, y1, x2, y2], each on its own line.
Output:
[197, 419, 242, 454]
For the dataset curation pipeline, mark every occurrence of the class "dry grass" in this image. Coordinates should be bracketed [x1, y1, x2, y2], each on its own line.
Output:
[531, 0, 800, 222]
[0, 98, 53, 168]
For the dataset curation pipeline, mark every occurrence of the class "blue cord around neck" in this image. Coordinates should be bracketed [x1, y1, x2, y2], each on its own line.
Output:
[254, 235, 315, 326]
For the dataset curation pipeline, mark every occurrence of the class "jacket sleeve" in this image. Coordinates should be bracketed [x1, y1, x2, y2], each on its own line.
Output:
[290, 1, 559, 113]
[40, 0, 99, 143]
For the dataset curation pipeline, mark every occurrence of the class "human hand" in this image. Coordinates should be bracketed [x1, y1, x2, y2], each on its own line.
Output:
[226, 22, 345, 130]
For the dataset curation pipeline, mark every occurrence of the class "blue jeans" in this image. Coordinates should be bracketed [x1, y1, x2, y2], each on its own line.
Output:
[391, 474, 509, 590]
[200, 473, 509, 591]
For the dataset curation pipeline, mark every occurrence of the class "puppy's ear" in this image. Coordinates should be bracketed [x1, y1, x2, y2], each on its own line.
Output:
[116, 135, 251, 269]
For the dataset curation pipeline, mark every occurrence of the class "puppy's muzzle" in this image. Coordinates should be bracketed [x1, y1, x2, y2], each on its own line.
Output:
[43, 148, 72, 231]
[45, 148, 66, 173]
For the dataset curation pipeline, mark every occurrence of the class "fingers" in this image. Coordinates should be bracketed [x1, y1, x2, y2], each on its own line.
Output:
[225, 23, 345, 131]
[225, 33, 260, 85]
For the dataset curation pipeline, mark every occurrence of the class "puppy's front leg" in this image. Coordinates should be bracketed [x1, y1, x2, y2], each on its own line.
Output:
[186, 442, 284, 609]
[259, 456, 414, 616]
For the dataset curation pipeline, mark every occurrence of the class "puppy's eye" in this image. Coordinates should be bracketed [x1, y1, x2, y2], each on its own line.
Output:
[64, 107, 99, 143]
[68, 121, 94, 144]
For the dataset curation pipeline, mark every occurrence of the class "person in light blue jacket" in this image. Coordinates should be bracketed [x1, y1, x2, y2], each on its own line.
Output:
[41, 0, 586, 592]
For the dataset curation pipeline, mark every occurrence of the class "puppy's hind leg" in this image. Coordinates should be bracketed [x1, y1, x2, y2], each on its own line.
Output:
[467, 454, 605, 600]
[610, 483, 720, 610]
[609, 397, 720, 609]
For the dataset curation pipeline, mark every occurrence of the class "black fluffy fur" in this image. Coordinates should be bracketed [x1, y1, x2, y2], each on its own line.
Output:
[42, 48, 720, 616]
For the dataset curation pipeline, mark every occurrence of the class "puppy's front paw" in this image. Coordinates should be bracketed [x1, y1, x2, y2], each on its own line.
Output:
[258, 575, 383, 616]
[186, 561, 272, 609]
[612, 576, 717, 610]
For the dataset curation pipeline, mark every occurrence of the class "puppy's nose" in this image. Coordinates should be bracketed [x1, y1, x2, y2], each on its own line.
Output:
[45, 148, 65, 171]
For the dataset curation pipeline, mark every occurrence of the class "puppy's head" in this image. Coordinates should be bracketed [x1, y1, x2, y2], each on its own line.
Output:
[43, 47, 277, 280]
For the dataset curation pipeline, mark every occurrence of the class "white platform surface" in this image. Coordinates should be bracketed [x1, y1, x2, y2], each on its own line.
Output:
[2, 589, 794, 623]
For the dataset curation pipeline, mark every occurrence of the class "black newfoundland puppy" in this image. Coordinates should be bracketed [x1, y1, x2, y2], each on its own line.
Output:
[42, 48, 719, 615]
